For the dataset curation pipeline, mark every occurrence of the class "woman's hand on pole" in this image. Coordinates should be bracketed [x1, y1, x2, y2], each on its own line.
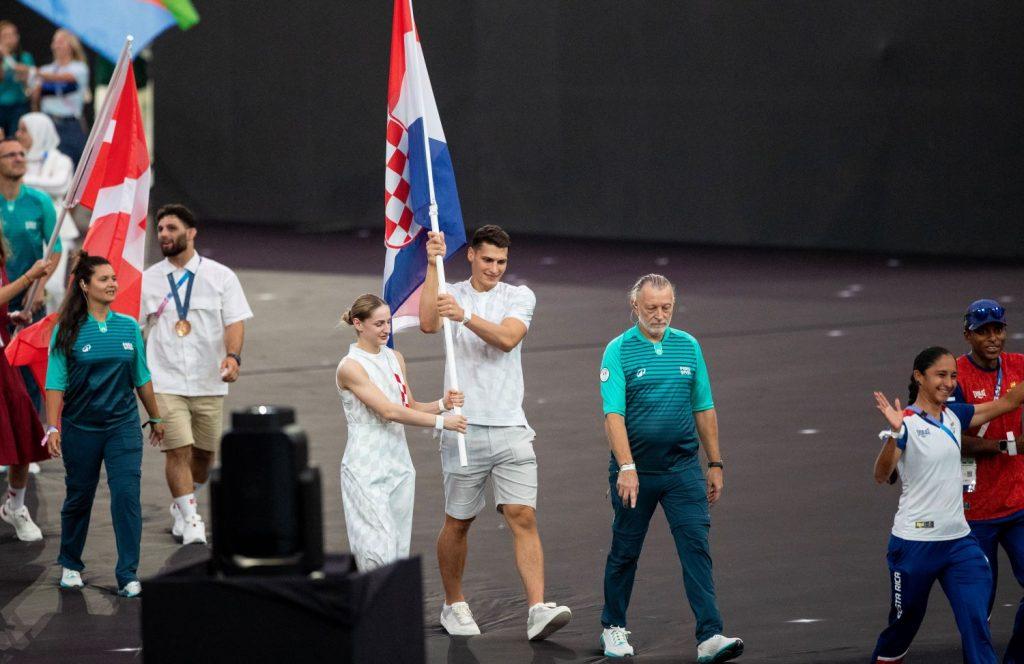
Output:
[444, 389, 464, 410]
[25, 258, 54, 281]
[443, 414, 468, 433]
[874, 391, 904, 431]
[617, 469, 639, 509]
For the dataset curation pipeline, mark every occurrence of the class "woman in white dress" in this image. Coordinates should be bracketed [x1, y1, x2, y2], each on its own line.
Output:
[336, 293, 467, 571]
[15, 111, 77, 312]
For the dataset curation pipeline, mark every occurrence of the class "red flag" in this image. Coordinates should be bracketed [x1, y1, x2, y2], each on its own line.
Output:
[78, 64, 150, 319]
[4, 313, 57, 389]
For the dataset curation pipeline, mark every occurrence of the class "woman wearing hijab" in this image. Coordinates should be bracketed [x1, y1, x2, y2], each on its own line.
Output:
[15, 112, 78, 311]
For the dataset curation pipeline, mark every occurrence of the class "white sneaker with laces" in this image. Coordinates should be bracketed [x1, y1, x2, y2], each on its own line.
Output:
[601, 626, 634, 658]
[440, 601, 481, 636]
[527, 602, 572, 641]
[0, 500, 43, 542]
[28, 463, 41, 475]
[697, 634, 744, 663]
[118, 581, 142, 598]
[182, 514, 207, 545]
[60, 568, 84, 589]
[170, 503, 184, 538]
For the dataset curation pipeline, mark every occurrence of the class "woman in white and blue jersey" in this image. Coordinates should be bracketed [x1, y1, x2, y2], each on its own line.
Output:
[871, 346, 1024, 664]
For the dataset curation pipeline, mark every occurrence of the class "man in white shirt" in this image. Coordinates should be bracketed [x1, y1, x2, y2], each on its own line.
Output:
[419, 224, 571, 641]
[142, 205, 253, 546]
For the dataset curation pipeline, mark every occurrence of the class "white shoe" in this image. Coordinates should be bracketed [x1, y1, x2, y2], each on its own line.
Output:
[60, 568, 84, 589]
[118, 581, 142, 598]
[697, 634, 744, 663]
[170, 502, 184, 538]
[527, 602, 571, 641]
[601, 626, 634, 658]
[440, 601, 481, 636]
[182, 514, 207, 545]
[0, 500, 43, 542]
[28, 463, 41, 474]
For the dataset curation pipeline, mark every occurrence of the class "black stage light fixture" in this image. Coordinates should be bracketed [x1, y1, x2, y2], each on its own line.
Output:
[210, 405, 323, 576]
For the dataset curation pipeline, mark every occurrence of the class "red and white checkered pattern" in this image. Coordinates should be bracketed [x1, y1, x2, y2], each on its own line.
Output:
[393, 371, 410, 407]
[384, 115, 420, 249]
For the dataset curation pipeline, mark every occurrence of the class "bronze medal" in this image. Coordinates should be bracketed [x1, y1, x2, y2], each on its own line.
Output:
[175, 320, 192, 337]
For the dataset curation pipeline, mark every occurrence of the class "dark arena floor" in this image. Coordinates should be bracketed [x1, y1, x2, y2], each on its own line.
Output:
[1, 226, 1022, 663]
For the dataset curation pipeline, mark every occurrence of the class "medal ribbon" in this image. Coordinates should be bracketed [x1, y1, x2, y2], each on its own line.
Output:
[167, 270, 195, 324]
[156, 271, 191, 318]
[909, 405, 960, 449]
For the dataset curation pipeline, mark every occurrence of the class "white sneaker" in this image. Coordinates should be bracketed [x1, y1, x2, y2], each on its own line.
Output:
[60, 568, 84, 589]
[527, 602, 572, 641]
[182, 514, 207, 545]
[118, 581, 142, 598]
[28, 463, 41, 474]
[601, 626, 634, 658]
[440, 601, 481, 636]
[697, 634, 744, 663]
[170, 502, 184, 538]
[0, 500, 43, 542]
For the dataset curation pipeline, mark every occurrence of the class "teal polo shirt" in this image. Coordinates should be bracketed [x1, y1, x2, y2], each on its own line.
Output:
[46, 312, 151, 430]
[1, 185, 61, 310]
[600, 326, 714, 473]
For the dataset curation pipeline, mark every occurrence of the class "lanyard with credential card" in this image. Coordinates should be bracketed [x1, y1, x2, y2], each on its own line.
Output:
[963, 360, 1003, 495]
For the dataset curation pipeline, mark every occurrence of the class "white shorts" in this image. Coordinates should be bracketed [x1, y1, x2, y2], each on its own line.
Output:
[440, 425, 538, 519]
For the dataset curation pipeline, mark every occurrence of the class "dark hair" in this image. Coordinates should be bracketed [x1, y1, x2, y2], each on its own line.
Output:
[471, 224, 510, 250]
[907, 346, 953, 404]
[156, 204, 196, 228]
[55, 252, 112, 357]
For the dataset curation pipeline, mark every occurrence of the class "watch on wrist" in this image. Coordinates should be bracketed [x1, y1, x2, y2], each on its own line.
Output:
[708, 461, 724, 470]
[460, 309, 472, 324]
[226, 352, 242, 367]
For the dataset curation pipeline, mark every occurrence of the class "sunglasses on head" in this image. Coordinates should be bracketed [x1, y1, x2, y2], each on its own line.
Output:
[966, 306, 1005, 328]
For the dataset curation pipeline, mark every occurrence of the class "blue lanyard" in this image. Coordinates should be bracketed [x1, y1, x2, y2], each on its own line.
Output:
[994, 361, 1003, 399]
[167, 270, 195, 322]
[909, 406, 960, 449]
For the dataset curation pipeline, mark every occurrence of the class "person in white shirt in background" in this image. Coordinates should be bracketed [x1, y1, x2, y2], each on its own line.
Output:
[15, 111, 78, 313]
[30, 30, 89, 169]
[142, 204, 252, 546]
[420, 224, 572, 642]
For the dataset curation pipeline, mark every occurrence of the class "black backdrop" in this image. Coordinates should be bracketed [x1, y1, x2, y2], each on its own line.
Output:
[15, 2, 1024, 257]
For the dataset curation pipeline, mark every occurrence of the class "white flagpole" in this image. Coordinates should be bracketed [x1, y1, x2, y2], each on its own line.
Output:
[406, 0, 468, 467]
[20, 36, 135, 318]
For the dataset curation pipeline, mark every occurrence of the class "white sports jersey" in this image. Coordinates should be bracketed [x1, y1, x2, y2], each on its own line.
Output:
[445, 280, 535, 427]
[891, 403, 975, 541]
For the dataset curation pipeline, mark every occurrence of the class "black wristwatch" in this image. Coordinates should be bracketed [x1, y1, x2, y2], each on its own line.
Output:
[708, 461, 724, 470]
[226, 352, 242, 367]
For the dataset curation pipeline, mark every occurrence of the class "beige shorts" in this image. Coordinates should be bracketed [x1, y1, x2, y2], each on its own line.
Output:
[156, 394, 225, 453]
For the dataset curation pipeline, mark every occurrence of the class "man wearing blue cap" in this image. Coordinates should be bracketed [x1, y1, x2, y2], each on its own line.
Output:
[952, 299, 1024, 663]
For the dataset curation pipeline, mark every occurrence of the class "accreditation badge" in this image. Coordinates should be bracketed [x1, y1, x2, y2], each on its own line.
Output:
[961, 457, 977, 493]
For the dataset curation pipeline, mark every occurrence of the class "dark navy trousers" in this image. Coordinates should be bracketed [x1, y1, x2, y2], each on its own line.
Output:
[601, 461, 723, 643]
[872, 534, 996, 664]
[971, 509, 1024, 664]
[58, 419, 143, 588]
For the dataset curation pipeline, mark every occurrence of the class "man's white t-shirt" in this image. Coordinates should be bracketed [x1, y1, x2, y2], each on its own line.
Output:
[445, 280, 535, 427]
[891, 403, 975, 541]
[142, 253, 253, 397]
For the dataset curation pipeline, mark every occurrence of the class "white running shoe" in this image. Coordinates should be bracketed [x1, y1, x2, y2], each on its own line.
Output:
[0, 500, 43, 542]
[182, 514, 207, 545]
[118, 581, 142, 598]
[28, 463, 41, 475]
[697, 634, 744, 663]
[527, 602, 572, 641]
[440, 601, 481, 636]
[170, 502, 184, 538]
[60, 568, 84, 589]
[601, 626, 634, 658]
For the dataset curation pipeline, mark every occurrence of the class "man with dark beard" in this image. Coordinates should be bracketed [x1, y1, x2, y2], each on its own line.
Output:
[141, 204, 252, 546]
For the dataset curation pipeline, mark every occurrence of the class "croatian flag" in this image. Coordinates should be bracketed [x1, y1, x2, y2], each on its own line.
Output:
[382, 0, 466, 334]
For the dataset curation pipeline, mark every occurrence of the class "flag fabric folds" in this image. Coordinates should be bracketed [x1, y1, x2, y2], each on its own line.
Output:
[16, 0, 199, 63]
[382, 0, 466, 334]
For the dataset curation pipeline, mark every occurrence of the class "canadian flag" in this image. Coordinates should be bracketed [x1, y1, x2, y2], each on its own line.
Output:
[77, 64, 150, 318]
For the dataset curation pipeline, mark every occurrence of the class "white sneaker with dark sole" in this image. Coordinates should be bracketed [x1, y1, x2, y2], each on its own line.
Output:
[527, 602, 572, 641]
[697, 634, 744, 663]
[440, 601, 481, 636]
[60, 568, 84, 589]
[601, 626, 634, 657]
[0, 500, 43, 541]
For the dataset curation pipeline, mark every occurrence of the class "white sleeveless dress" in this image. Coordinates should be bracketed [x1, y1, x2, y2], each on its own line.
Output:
[337, 343, 416, 571]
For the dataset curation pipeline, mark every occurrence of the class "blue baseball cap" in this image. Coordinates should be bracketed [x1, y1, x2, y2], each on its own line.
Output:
[964, 299, 1006, 331]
